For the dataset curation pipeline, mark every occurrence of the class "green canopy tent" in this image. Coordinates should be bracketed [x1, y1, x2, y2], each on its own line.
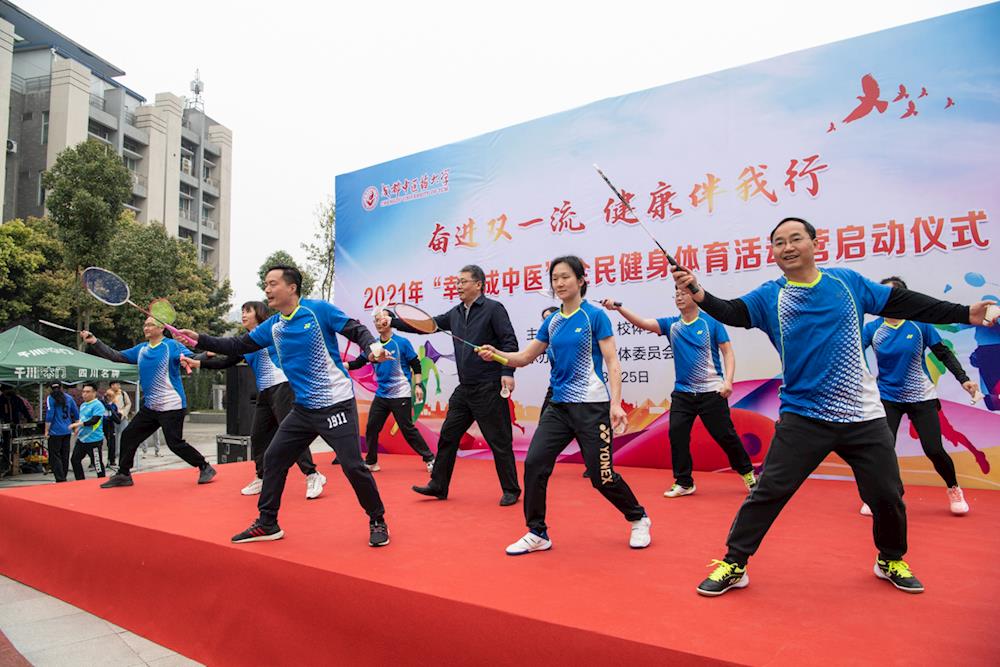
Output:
[0, 326, 138, 416]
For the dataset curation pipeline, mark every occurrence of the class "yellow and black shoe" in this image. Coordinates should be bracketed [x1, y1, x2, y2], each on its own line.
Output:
[874, 558, 924, 593]
[696, 559, 749, 596]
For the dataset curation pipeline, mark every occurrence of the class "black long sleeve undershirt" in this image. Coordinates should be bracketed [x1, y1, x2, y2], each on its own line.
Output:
[81, 416, 101, 427]
[193, 353, 243, 370]
[197, 333, 262, 356]
[696, 286, 972, 330]
[89, 339, 132, 364]
[346, 352, 421, 376]
[929, 342, 970, 384]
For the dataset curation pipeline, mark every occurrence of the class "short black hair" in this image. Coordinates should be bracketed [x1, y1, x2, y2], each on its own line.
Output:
[770, 217, 817, 242]
[549, 255, 588, 298]
[880, 276, 907, 290]
[82, 381, 99, 392]
[459, 265, 485, 286]
[541, 306, 559, 320]
[241, 300, 271, 325]
[266, 265, 302, 296]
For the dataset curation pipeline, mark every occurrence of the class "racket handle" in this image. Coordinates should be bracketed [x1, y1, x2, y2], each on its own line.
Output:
[166, 324, 197, 348]
[490, 352, 509, 366]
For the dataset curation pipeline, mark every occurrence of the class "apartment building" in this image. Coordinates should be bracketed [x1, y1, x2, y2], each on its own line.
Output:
[0, 1, 231, 279]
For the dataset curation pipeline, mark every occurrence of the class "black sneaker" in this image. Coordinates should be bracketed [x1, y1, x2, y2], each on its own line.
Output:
[232, 520, 284, 543]
[369, 520, 390, 547]
[696, 559, 749, 596]
[874, 558, 924, 593]
[198, 464, 217, 484]
[100, 473, 134, 488]
[412, 484, 447, 500]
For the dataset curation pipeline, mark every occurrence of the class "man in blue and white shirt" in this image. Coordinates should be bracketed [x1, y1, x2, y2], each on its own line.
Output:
[180, 265, 391, 548]
[672, 216, 997, 597]
[70, 382, 107, 480]
[188, 300, 325, 500]
[348, 310, 434, 472]
[602, 289, 755, 497]
[82, 319, 215, 487]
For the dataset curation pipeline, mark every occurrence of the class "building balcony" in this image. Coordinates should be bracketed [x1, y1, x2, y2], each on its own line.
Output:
[178, 211, 198, 231]
[200, 218, 219, 238]
[130, 172, 147, 197]
[89, 94, 107, 112]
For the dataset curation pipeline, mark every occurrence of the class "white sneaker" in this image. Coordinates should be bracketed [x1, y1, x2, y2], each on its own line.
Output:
[629, 516, 652, 549]
[425, 459, 435, 473]
[860, 503, 872, 516]
[306, 472, 327, 500]
[505, 531, 552, 556]
[664, 483, 696, 498]
[365, 463, 381, 472]
[241, 478, 263, 496]
[947, 486, 969, 515]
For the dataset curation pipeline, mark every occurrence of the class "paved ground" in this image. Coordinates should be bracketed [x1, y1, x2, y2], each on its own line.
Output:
[0, 419, 329, 665]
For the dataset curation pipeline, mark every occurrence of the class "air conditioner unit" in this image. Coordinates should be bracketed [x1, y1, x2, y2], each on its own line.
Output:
[6, 139, 16, 154]
[181, 157, 192, 173]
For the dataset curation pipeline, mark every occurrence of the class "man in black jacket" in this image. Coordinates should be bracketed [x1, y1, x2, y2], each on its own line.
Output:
[393, 265, 522, 506]
[671, 217, 997, 597]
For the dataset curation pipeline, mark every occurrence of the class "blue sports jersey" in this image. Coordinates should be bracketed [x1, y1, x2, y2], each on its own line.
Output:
[656, 312, 729, 393]
[740, 268, 891, 423]
[863, 318, 941, 403]
[373, 335, 418, 399]
[243, 344, 288, 392]
[77, 399, 104, 443]
[119, 339, 191, 411]
[536, 301, 612, 403]
[45, 395, 79, 436]
[250, 299, 355, 409]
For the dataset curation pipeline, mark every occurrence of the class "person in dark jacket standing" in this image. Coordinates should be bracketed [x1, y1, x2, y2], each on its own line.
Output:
[394, 265, 522, 506]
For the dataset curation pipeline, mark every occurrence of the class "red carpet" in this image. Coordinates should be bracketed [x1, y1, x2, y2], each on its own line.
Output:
[0, 454, 997, 666]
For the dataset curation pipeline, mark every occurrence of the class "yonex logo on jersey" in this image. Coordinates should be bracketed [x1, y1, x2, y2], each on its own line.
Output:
[906, 334, 913, 339]
[327, 412, 348, 430]
[696, 330, 704, 335]
[304, 323, 312, 330]
[575, 328, 582, 333]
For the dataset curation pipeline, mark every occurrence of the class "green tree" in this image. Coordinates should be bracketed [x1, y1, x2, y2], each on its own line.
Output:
[0, 220, 46, 323]
[98, 216, 233, 348]
[41, 140, 132, 342]
[258, 250, 315, 298]
[302, 198, 335, 301]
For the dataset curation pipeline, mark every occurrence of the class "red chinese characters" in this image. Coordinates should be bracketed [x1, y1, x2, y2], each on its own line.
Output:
[427, 223, 450, 254]
[604, 191, 639, 225]
[784, 155, 828, 197]
[550, 200, 585, 233]
[689, 174, 723, 214]
[737, 165, 777, 204]
[648, 182, 682, 220]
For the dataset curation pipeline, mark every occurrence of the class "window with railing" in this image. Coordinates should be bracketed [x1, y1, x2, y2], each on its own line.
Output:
[87, 119, 112, 142]
[41, 111, 49, 145]
[124, 110, 137, 126]
[123, 137, 142, 154]
[89, 94, 106, 112]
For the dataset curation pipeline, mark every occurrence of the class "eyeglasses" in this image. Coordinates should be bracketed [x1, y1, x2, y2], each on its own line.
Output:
[456, 278, 480, 286]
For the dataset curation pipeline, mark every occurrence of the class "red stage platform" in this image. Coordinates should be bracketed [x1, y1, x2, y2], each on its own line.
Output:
[1, 454, 997, 665]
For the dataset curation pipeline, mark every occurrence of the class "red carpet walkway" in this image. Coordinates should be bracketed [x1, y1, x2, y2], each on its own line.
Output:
[1, 454, 997, 665]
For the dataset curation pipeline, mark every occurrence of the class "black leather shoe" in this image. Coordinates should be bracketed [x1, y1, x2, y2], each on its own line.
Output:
[412, 484, 447, 500]
[198, 464, 217, 484]
[499, 492, 521, 506]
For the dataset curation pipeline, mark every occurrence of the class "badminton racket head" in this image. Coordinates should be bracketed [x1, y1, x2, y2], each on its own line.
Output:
[149, 298, 178, 326]
[81, 267, 130, 306]
[390, 303, 439, 334]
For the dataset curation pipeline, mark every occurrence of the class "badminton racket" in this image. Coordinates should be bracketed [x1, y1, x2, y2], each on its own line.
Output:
[593, 164, 698, 294]
[81, 267, 197, 347]
[389, 302, 509, 365]
[39, 319, 76, 333]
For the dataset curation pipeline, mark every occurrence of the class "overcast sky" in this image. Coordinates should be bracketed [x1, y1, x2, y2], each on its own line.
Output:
[17, 0, 988, 309]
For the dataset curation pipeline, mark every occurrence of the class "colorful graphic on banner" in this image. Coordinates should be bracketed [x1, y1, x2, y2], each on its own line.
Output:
[337, 4, 1000, 489]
